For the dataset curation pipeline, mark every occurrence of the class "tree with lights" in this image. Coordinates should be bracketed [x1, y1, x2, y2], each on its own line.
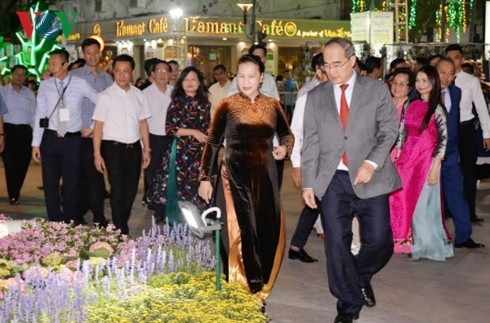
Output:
[351, 0, 476, 43]
[0, 1, 68, 79]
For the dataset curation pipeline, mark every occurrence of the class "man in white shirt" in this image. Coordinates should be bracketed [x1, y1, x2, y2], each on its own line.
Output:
[445, 44, 490, 224]
[32, 48, 98, 223]
[288, 53, 328, 263]
[93, 54, 151, 235]
[289, 53, 326, 263]
[208, 64, 231, 117]
[142, 60, 173, 211]
[1, 65, 36, 205]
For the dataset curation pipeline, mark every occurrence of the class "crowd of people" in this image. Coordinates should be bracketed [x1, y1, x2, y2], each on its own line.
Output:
[1, 36, 489, 322]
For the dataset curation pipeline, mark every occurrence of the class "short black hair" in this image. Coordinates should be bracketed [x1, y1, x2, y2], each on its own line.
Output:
[151, 60, 171, 73]
[112, 54, 135, 70]
[11, 64, 28, 74]
[416, 56, 430, 67]
[50, 48, 70, 63]
[462, 62, 475, 75]
[213, 64, 227, 72]
[248, 44, 267, 56]
[389, 58, 406, 70]
[68, 58, 86, 71]
[445, 44, 464, 55]
[365, 56, 382, 73]
[238, 54, 265, 74]
[356, 57, 367, 71]
[311, 52, 323, 70]
[435, 57, 455, 69]
[143, 58, 161, 76]
[428, 54, 444, 63]
[81, 38, 101, 51]
[168, 60, 179, 67]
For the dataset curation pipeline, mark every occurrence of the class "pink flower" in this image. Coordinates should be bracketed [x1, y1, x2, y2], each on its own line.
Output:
[88, 242, 114, 258]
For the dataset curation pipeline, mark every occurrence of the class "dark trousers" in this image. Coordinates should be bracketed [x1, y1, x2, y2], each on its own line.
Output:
[320, 171, 393, 317]
[143, 134, 172, 201]
[458, 121, 478, 220]
[2, 123, 32, 200]
[441, 156, 472, 244]
[290, 205, 320, 248]
[102, 140, 142, 235]
[78, 138, 106, 223]
[40, 130, 82, 222]
[276, 159, 284, 189]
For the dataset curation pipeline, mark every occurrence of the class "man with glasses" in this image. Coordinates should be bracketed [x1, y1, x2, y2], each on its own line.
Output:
[142, 60, 173, 214]
[301, 38, 400, 323]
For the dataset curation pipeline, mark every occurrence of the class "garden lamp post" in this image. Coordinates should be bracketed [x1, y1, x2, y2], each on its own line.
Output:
[178, 201, 222, 291]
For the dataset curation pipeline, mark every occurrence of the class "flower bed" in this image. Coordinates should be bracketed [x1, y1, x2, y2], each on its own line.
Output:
[0, 216, 266, 322]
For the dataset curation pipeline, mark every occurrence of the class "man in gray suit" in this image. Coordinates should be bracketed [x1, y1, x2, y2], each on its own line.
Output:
[301, 37, 401, 323]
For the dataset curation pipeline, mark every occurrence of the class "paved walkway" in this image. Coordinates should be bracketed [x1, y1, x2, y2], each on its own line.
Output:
[1, 161, 489, 322]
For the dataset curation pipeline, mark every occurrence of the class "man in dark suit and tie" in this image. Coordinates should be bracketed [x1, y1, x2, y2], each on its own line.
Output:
[436, 58, 485, 249]
[301, 37, 401, 323]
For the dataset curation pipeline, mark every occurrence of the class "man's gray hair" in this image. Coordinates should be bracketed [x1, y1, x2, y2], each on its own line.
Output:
[324, 37, 355, 58]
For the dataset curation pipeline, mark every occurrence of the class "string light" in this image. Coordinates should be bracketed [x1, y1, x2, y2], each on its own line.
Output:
[352, 0, 360, 12]
[408, 0, 417, 30]
[435, 7, 440, 43]
[461, 0, 467, 32]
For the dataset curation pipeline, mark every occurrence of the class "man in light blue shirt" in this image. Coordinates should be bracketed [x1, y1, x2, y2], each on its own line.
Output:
[71, 38, 113, 226]
[32, 48, 98, 223]
[1, 65, 36, 205]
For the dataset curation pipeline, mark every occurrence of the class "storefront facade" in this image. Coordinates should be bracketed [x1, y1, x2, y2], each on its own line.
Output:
[67, 14, 350, 82]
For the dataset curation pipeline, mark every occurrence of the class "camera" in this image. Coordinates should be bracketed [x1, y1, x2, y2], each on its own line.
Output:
[39, 117, 49, 128]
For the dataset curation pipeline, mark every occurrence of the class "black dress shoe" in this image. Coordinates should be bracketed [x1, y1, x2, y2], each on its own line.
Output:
[9, 198, 19, 205]
[334, 314, 354, 323]
[470, 216, 484, 224]
[361, 282, 376, 307]
[455, 238, 485, 249]
[94, 218, 109, 228]
[288, 248, 318, 263]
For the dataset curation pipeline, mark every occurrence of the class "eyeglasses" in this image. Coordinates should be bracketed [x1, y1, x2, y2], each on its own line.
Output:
[321, 57, 351, 72]
[155, 69, 170, 74]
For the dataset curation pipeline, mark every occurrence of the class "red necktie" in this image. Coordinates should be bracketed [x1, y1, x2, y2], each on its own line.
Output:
[340, 84, 349, 166]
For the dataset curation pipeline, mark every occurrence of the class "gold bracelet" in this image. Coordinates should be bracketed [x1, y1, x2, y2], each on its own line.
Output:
[143, 147, 151, 152]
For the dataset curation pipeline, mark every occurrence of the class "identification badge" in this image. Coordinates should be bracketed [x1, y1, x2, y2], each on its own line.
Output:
[59, 107, 70, 122]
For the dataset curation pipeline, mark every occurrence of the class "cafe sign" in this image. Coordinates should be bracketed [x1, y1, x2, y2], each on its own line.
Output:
[112, 16, 350, 40]
[71, 15, 350, 41]
[184, 17, 350, 39]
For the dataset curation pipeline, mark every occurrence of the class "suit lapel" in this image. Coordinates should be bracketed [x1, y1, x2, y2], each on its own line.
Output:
[324, 82, 343, 130]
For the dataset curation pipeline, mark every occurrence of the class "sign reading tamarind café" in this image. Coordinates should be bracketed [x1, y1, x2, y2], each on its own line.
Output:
[79, 15, 350, 41]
